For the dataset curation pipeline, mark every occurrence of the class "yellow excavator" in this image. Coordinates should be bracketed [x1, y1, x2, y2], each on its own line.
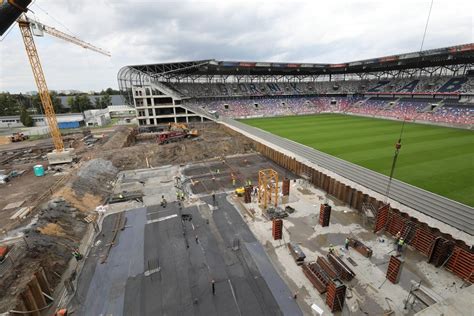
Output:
[167, 122, 199, 137]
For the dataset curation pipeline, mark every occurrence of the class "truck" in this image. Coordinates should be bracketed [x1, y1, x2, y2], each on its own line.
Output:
[9, 132, 29, 142]
[157, 126, 199, 145]
[0, 245, 9, 262]
[157, 131, 189, 144]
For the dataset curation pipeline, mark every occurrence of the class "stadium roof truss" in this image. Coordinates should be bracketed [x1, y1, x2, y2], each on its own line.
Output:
[118, 43, 474, 101]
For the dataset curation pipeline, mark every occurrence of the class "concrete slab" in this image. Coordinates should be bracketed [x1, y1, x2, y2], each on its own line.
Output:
[414, 285, 473, 316]
[239, 178, 464, 315]
[72, 163, 302, 316]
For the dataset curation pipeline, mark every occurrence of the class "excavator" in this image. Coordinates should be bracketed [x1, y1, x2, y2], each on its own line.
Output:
[158, 122, 199, 144]
[167, 122, 199, 136]
[1, 0, 110, 164]
[9, 132, 29, 142]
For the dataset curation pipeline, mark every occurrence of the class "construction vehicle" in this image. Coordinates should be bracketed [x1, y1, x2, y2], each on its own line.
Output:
[157, 125, 199, 144]
[9, 132, 29, 142]
[0, 245, 10, 262]
[1, 1, 110, 164]
[168, 122, 199, 136]
[157, 131, 191, 144]
[235, 187, 245, 196]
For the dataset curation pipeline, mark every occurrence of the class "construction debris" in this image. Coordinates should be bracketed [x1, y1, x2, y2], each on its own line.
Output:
[287, 242, 306, 265]
[327, 253, 356, 281]
[348, 237, 373, 258]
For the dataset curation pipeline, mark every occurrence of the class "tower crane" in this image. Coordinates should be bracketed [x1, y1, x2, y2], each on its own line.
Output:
[0, 1, 110, 164]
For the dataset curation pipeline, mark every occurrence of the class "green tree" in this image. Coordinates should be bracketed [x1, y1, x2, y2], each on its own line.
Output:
[19, 106, 33, 127]
[94, 94, 111, 109]
[105, 87, 119, 94]
[70, 95, 93, 112]
[50, 91, 65, 113]
[31, 92, 64, 114]
[67, 96, 75, 111]
[0, 93, 20, 115]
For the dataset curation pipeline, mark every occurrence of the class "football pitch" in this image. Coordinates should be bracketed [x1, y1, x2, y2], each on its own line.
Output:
[241, 114, 474, 206]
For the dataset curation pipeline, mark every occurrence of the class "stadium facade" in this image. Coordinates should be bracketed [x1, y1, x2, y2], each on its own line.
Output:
[117, 43, 474, 126]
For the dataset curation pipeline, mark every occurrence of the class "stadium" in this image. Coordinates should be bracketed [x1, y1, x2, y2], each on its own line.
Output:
[118, 43, 474, 209]
[1, 0, 473, 313]
[112, 44, 474, 313]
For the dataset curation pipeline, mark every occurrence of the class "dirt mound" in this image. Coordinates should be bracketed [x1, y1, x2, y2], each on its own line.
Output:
[99, 124, 256, 170]
[54, 158, 118, 212]
[55, 187, 103, 212]
[100, 126, 135, 151]
[0, 198, 87, 311]
[38, 222, 66, 237]
[74, 158, 118, 195]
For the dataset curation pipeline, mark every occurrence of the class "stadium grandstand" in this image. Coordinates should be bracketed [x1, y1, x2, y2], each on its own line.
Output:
[118, 43, 474, 127]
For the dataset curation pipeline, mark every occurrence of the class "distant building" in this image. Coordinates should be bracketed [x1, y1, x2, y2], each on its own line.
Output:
[107, 105, 136, 118]
[59, 94, 127, 109]
[84, 109, 111, 127]
[0, 113, 84, 129]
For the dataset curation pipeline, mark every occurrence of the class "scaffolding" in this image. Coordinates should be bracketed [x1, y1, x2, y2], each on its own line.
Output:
[258, 169, 279, 209]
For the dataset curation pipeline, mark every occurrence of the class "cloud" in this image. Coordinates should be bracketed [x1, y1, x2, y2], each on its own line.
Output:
[0, 0, 472, 93]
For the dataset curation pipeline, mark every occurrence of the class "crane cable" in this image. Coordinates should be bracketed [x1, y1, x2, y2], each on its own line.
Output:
[384, 0, 435, 202]
[420, 0, 435, 52]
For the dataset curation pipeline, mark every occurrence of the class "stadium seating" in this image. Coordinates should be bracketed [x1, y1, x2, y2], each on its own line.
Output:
[177, 76, 473, 126]
[169, 76, 474, 98]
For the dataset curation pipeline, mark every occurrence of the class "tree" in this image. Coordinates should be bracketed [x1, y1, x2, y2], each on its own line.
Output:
[50, 91, 65, 113]
[70, 95, 93, 112]
[20, 106, 33, 127]
[31, 92, 65, 114]
[93, 96, 101, 108]
[0, 93, 20, 115]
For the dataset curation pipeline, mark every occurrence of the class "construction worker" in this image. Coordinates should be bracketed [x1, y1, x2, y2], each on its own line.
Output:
[232, 178, 236, 187]
[72, 249, 83, 261]
[176, 191, 180, 200]
[395, 231, 401, 245]
[329, 244, 334, 254]
[195, 235, 199, 244]
[345, 237, 350, 250]
[211, 279, 215, 295]
[397, 237, 404, 253]
[181, 191, 185, 201]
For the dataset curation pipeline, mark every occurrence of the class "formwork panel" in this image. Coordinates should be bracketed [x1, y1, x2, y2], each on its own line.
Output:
[412, 227, 436, 257]
[386, 256, 404, 284]
[326, 279, 346, 312]
[386, 212, 407, 236]
[445, 246, 474, 282]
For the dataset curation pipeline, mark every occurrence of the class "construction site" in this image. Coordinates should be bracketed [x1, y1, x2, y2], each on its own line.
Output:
[0, 118, 472, 315]
[1, 1, 473, 315]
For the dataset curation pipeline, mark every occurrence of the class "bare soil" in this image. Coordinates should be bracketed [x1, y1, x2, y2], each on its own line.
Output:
[0, 123, 257, 312]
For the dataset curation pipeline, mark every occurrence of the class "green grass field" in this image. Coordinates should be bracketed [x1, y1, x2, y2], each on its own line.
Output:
[241, 114, 474, 206]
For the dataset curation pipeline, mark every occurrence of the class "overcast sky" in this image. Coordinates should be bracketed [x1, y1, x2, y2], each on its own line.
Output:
[0, 0, 472, 93]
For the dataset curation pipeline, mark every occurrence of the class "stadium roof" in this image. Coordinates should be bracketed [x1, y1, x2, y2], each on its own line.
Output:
[123, 43, 474, 78]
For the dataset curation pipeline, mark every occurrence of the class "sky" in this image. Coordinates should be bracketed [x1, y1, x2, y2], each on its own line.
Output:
[0, 0, 472, 93]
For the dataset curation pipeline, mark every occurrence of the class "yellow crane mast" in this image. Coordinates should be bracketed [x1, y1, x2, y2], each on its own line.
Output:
[15, 14, 110, 164]
[18, 15, 64, 151]
[1, 2, 109, 163]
